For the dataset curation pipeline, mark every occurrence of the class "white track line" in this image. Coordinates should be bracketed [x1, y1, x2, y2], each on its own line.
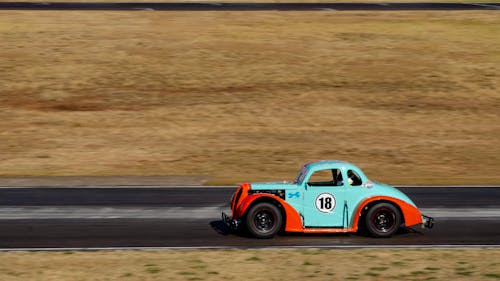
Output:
[0, 206, 229, 219]
[421, 208, 500, 218]
[0, 207, 498, 220]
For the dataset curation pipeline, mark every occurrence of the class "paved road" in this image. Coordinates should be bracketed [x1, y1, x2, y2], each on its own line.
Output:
[1, 186, 498, 208]
[0, 186, 499, 249]
[0, 2, 499, 11]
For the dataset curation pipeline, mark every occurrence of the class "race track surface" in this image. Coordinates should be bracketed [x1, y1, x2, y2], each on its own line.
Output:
[0, 2, 499, 11]
[0, 186, 499, 249]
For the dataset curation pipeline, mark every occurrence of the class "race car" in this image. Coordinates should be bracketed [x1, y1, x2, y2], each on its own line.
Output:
[223, 160, 433, 238]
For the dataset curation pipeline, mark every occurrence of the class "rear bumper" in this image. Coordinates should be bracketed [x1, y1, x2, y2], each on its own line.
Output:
[421, 215, 434, 228]
[222, 212, 241, 230]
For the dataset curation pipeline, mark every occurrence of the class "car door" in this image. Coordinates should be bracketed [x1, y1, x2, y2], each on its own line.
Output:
[342, 168, 368, 226]
[303, 168, 346, 227]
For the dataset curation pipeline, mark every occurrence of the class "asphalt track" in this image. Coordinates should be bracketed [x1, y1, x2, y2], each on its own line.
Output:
[0, 2, 499, 11]
[0, 186, 499, 249]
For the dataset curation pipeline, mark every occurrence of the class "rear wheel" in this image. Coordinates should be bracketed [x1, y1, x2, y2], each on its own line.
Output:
[365, 202, 401, 238]
[245, 202, 282, 239]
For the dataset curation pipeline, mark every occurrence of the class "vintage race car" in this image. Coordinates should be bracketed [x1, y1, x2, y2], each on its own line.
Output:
[223, 160, 433, 238]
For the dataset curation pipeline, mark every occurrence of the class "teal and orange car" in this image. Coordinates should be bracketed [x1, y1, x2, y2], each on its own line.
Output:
[223, 160, 434, 238]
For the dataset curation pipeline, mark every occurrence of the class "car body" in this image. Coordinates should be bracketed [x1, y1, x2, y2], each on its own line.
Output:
[223, 160, 434, 238]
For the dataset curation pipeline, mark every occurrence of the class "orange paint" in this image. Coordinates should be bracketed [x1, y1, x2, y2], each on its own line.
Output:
[232, 192, 304, 232]
[302, 228, 355, 234]
[234, 190, 423, 234]
[351, 196, 423, 230]
[295, 196, 422, 233]
[231, 183, 251, 217]
[281, 199, 304, 232]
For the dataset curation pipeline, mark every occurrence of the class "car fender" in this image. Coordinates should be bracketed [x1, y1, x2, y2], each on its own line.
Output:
[352, 196, 423, 229]
[235, 193, 304, 232]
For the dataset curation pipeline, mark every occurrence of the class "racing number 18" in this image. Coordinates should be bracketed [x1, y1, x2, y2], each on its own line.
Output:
[315, 193, 336, 213]
[318, 197, 332, 209]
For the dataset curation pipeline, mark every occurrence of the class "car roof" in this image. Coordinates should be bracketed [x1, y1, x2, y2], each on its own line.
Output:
[304, 160, 359, 171]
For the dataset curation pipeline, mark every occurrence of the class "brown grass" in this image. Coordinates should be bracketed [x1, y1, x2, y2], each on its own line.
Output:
[0, 249, 499, 280]
[0, 11, 499, 185]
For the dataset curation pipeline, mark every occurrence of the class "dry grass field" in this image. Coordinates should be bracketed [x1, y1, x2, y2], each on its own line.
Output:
[0, 249, 499, 280]
[1, 11, 499, 185]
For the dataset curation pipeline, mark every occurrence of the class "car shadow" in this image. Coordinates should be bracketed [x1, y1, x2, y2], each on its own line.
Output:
[209, 220, 231, 236]
[356, 226, 426, 239]
[210, 219, 422, 239]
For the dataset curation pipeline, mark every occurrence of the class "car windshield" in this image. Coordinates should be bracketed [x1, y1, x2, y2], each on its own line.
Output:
[294, 166, 309, 184]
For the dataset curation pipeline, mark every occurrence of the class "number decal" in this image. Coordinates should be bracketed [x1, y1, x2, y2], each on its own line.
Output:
[315, 193, 336, 213]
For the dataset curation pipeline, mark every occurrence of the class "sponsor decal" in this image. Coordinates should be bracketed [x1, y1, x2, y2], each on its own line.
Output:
[363, 181, 374, 189]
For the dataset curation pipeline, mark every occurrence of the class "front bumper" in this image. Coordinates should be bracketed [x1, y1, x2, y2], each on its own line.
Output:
[222, 212, 241, 230]
[421, 215, 434, 228]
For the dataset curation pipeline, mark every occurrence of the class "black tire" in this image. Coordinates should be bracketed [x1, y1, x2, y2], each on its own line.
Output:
[365, 202, 401, 238]
[245, 202, 282, 239]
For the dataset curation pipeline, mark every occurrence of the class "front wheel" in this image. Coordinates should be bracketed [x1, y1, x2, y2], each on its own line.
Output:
[365, 203, 401, 238]
[245, 202, 282, 239]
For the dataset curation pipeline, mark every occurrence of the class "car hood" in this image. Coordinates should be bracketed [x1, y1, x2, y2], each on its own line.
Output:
[249, 181, 298, 191]
[370, 182, 417, 207]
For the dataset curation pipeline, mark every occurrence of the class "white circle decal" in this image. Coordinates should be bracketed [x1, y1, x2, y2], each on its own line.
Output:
[315, 193, 336, 213]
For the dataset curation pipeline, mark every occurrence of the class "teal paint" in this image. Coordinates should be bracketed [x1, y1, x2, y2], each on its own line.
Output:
[249, 160, 418, 228]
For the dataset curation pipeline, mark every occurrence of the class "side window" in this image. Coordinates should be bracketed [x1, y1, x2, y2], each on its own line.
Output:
[308, 170, 333, 186]
[307, 169, 343, 187]
[347, 170, 362, 186]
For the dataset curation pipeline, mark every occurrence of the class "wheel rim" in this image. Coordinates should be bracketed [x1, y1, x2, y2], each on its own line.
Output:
[370, 207, 396, 233]
[253, 209, 275, 232]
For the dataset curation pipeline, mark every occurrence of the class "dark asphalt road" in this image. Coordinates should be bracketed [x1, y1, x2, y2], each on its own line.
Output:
[0, 2, 499, 11]
[0, 186, 499, 249]
[1, 186, 499, 208]
[1, 219, 498, 248]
